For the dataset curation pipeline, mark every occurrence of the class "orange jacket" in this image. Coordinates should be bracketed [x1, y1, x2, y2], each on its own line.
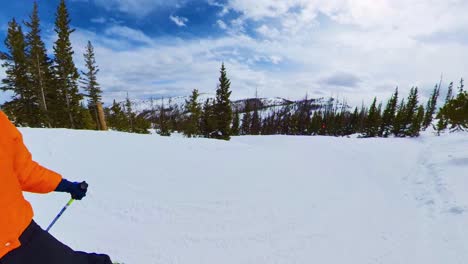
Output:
[0, 111, 62, 259]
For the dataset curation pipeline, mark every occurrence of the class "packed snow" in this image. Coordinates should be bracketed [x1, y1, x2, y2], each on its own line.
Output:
[21, 128, 468, 264]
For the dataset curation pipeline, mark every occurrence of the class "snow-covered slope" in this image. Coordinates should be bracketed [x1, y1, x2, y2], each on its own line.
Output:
[21, 129, 468, 264]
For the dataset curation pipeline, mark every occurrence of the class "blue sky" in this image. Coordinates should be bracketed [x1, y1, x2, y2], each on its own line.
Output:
[1, 0, 468, 106]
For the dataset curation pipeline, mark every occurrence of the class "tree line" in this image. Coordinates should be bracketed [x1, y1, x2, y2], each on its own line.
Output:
[1, 0, 102, 129]
[174, 79, 466, 139]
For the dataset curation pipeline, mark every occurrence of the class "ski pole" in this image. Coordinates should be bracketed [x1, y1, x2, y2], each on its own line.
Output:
[46, 181, 88, 232]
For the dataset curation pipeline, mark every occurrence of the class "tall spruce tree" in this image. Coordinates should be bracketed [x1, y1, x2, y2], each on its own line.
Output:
[402, 87, 419, 136]
[380, 88, 398, 137]
[422, 84, 440, 129]
[80, 41, 103, 130]
[1, 19, 38, 126]
[363, 97, 379, 137]
[393, 99, 406, 136]
[53, 0, 82, 128]
[213, 63, 232, 140]
[444, 81, 468, 131]
[25, 1, 54, 127]
[184, 89, 202, 137]
[436, 82, 454, 133]
[409, 105, 425, 137]
[200, 99, 215, 137]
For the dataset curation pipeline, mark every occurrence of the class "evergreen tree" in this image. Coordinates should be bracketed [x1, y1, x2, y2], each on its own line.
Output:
[80, 41, 103, 130]
[423, 84, 440, 129]
[445, 82, 454, 104]
[409, 105, 424, 137]
[200, 99, 215, 137]
[184, 89, 202, 137]
[133, 114, 151, 134]
[250, 99, 261, 135]
[363, 97, 379, 137]
[457, 78, 464, 93]
[125, 93, 134, 132]
[436, 82, 454, 133]
[76, 103, 96, 130]
[380, 88, 398, 137]
[444, 86, 468, 131]
[403, 87, 419, 136]
[296, 96, 312, 135]
[53, 0, 82, 128]
[231, 110, 240, 136]
[158, 98, 170, 136]
[240, 103, 252, 135]
[1, 19, 38, 126]
[213, 63, 232, 140]
[107, 100, 128, 131]
[25, 1, 54, 127]
[310, 111, 322, 135]
[393, 99, 406, 136]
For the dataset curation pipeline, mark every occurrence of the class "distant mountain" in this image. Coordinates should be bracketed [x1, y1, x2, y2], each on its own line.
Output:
[121, 94, 346, 119]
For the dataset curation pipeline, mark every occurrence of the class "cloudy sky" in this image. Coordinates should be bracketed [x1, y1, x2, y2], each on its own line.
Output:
[1, 0, 468, 106]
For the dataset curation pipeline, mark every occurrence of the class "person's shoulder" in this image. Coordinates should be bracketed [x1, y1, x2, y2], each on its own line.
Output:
[0, 111, 20, 138]
[0, 111, 12, 125]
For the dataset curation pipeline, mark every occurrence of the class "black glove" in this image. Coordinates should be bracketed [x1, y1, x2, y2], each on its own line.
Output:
[55, 179, 88, 200]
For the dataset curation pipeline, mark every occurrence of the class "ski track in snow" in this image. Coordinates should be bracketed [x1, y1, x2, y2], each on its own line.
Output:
[19, 128, 468, 264]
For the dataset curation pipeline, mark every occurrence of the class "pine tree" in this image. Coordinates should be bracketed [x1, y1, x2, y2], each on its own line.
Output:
[393, 99, 406, 136]
[80, 41, 103, 130]
[240, 102, 251, 135]
[436, 82, 454, 133]
[380, 88, 398, 137]
[200, 99, 215, 137]
[1, 19, 39, 126]
[423, 84, 440, 129]
[402, 87, 419, 136]
[457, 78, 464, 93]
[133, 114, 151, 134]
[158, 98, 170, 136]
[76, 103, 96, 130]
[231, 110, 240, 136]
[250, 99, 261, 135]
[106, 100, 128, 131]
[184, 89, 202, 137]
[25, 1, 54, 127]
[125, 94, 134, 132]
[53, 0, 82, 128]
[444, 83, 468, 131]
[363, 97, 379, 137]
[348, 107, 360, 135]
[409, 105, 424, 137]
[213, 63, 232, 140]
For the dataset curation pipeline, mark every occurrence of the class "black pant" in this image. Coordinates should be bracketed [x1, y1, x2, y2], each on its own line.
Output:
[0, 220, 113, 264]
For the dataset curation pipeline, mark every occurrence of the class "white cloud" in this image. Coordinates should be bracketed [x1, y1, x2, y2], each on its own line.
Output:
[169, 15, 188, 27]
[256, 25, 280, 39]
[104, 26, 154, 45]
[217, 20, 227, 30]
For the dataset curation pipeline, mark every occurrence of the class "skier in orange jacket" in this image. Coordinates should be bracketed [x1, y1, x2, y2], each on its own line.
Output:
[0, 111, 112, 264]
